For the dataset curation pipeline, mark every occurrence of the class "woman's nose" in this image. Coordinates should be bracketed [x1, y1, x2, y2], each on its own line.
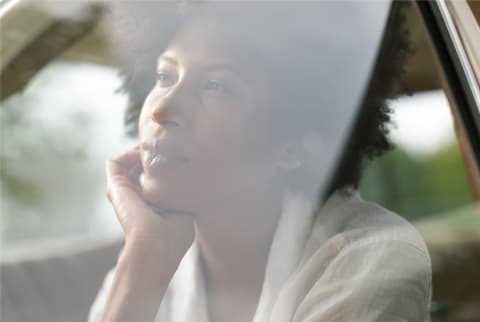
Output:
[151, 105, 180, 129]
[150, 86, 184, 128]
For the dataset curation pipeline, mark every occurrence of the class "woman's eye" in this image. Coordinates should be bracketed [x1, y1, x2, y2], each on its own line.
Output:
[156, 72, 173, 87]
[204, 79, 226, 92]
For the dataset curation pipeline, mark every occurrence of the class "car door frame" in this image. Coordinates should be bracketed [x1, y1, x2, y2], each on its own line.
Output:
[416, 0, 480, 202]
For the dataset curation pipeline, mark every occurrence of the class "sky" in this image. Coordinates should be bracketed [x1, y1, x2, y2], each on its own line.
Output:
[389, 90, 456, 156]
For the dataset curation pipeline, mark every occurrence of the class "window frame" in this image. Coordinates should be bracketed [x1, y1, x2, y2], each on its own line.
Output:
[416, 0, 480, 171]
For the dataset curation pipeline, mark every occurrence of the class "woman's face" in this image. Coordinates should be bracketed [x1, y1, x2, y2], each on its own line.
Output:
[138, 17, 284, 215]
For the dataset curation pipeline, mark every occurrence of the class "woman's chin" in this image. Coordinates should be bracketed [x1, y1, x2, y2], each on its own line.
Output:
[141, 177, 168, 206]
[141, 176, 191, 215]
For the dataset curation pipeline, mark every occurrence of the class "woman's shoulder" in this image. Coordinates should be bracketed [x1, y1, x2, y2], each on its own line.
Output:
[305, 189, 430, 260]
[294, 189, 432, 303]
[266, 190, 432, 322]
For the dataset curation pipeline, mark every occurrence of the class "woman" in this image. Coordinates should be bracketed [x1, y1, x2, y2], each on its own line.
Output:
[90, 2, 431, 322]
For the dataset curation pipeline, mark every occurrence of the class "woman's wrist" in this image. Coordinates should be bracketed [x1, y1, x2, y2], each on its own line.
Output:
[122, 237, 187, 280]
[99, 237, 187, 322]
[125, 231, 191, 263]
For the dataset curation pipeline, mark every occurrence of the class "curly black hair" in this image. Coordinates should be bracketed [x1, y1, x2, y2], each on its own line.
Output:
[106, 1, 413, 195]
[328, 1, 413, 194]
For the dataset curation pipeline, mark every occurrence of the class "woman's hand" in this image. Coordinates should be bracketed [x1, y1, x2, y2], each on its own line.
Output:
[100, 145, 195, 322]
[106, 145, 194, 251]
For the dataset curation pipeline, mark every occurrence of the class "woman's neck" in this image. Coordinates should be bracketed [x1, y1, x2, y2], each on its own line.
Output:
[194, 194, 281, 284]
[194, 192, 282, 322]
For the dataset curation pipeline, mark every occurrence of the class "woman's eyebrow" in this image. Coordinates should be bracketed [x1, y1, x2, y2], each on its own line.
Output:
[157, 56, 243, 76]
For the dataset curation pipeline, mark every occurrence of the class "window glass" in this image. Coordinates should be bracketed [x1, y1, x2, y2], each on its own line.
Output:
[1, 1, 479, 322]
[1, 0, 389, 248]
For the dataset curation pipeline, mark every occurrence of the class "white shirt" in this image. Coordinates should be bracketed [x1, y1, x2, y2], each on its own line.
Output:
[89, 190, 432, 322]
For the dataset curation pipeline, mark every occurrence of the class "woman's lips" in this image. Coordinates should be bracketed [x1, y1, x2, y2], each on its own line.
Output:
[141, 138, 189, 170]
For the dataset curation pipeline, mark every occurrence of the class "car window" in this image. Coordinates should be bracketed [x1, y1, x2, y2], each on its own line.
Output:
[360, 3, 480, 321]
[1, 2, 479, 322]
[1, 0, 389, 249]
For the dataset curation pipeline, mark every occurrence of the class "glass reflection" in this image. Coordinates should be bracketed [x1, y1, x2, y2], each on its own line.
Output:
[88, 2, 431, 322]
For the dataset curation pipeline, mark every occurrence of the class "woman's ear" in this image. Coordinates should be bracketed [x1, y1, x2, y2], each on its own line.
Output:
[276, 141, 302, 170]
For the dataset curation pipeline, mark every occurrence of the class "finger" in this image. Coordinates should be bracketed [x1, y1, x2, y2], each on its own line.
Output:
[107, 146, 142, 177]
[106, 145, 143, 196]
[105, 162, 149, 216]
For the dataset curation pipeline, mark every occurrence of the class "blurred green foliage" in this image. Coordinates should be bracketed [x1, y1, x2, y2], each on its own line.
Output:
[0, 100, 91, 209]
[360, 142, 474, 221]
[1, 103, 41, 207]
